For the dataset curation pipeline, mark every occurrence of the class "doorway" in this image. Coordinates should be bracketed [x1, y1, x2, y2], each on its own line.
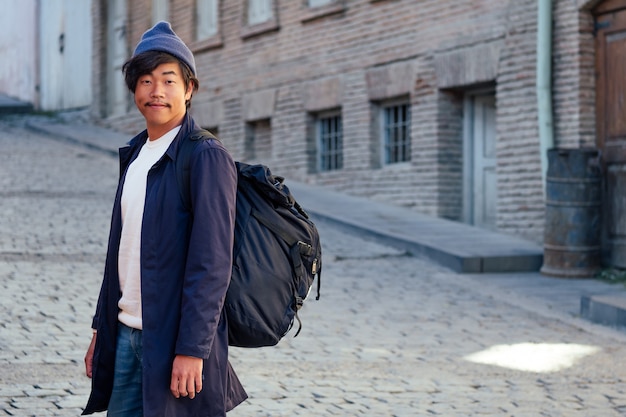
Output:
[463, 93, 497, 230]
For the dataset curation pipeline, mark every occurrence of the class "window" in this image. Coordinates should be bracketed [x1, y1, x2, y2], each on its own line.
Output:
[248, 0, 273, 25]
[245, 119, 272, 162]
[308, 0, 333, 6]
[317, 113, 343, 171]
[197, 0, 219, 40]
[241, 0, 279, 38]
[152, 0, 169, 24]
[382, 102, 411, 164]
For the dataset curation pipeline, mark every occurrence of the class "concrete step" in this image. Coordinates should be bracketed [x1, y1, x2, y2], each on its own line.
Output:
[288, 181, 544, 273]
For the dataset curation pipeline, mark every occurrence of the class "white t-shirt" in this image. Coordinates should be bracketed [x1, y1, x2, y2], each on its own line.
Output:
[117, 126, 181, 330]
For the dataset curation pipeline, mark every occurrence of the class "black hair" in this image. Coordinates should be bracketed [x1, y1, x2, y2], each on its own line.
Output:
[122, 51, 199, 108]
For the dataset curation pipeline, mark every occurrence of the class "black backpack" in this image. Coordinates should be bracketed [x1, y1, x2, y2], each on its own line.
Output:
[175, 129, 322, 348]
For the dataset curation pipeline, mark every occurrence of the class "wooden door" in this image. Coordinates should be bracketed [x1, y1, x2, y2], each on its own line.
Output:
[463, 94, 497, 229]
[595, 0, 626, 267]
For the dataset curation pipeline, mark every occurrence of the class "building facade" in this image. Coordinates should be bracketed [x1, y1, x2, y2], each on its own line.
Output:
[90, 0, 626, 267]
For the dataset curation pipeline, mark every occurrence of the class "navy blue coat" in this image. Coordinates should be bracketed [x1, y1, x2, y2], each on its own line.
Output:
[83, 113, 247, 416]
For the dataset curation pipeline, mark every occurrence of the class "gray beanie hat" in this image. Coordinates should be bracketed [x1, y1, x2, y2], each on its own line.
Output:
[133, 21, 196, 75]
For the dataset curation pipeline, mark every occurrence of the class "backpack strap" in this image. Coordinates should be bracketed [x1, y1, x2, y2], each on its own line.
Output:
[175, 129, 218, 211]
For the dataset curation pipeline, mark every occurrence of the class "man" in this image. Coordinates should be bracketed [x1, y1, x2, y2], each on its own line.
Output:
[83, 21, 247, 417]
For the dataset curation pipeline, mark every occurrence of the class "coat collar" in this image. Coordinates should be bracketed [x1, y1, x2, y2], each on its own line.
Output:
[119, 112, 198, 168]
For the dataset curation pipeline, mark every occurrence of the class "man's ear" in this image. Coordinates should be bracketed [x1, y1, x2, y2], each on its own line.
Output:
[185, 81, 194, 101]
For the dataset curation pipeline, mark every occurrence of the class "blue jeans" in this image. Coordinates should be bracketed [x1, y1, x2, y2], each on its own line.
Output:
[107, 323, 143, 417]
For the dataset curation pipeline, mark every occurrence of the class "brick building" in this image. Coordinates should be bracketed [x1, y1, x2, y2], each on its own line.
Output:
[90, 0, 626, 268]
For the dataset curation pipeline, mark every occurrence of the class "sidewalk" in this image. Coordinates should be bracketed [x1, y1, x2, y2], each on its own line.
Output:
[24, 113, 626, 332]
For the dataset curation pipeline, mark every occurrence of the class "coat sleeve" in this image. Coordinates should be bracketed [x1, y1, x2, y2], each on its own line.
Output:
[175, 142, 237, 358]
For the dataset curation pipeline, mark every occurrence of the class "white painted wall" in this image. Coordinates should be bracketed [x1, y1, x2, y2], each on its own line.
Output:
[0, 0, 37, 104]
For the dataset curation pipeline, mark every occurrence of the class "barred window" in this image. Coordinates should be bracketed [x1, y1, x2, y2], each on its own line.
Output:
[382, 103, 411, 164]
[318, 113, 343, 171]
[248, 0, 273, 25]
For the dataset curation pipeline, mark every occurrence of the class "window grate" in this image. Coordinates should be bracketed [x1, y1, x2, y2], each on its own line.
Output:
[383, 103, 411, 164]
[318, 114, 343, 171]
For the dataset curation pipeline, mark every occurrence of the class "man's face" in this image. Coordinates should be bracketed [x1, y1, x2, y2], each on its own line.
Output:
[134, 62, 192, 136]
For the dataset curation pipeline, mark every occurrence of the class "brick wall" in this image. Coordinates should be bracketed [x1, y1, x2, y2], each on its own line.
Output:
[552, 1, 597, 149]
[90, 0, 601, 244]
[495, 0, 544, 240]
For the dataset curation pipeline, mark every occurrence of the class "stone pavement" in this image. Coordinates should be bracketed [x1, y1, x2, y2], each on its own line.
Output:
[2, 112, 626, 416]
[24, 111, 626, 327]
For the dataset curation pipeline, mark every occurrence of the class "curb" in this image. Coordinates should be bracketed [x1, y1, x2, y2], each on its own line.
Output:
[581, 294, 626, 329]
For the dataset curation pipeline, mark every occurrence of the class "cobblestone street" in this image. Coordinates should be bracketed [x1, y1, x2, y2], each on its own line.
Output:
[1, 115, 626, 416]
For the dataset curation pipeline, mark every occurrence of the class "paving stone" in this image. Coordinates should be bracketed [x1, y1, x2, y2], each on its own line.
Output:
[2, 114, 626, 416]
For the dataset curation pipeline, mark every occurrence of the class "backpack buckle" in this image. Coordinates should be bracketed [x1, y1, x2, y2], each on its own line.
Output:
[297, 241, 313, 256]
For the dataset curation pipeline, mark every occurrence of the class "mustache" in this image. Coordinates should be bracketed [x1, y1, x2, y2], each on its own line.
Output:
[145, 101, 170, 107]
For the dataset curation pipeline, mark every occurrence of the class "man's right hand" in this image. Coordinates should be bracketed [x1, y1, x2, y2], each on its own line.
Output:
[85, 332, 97, 378]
